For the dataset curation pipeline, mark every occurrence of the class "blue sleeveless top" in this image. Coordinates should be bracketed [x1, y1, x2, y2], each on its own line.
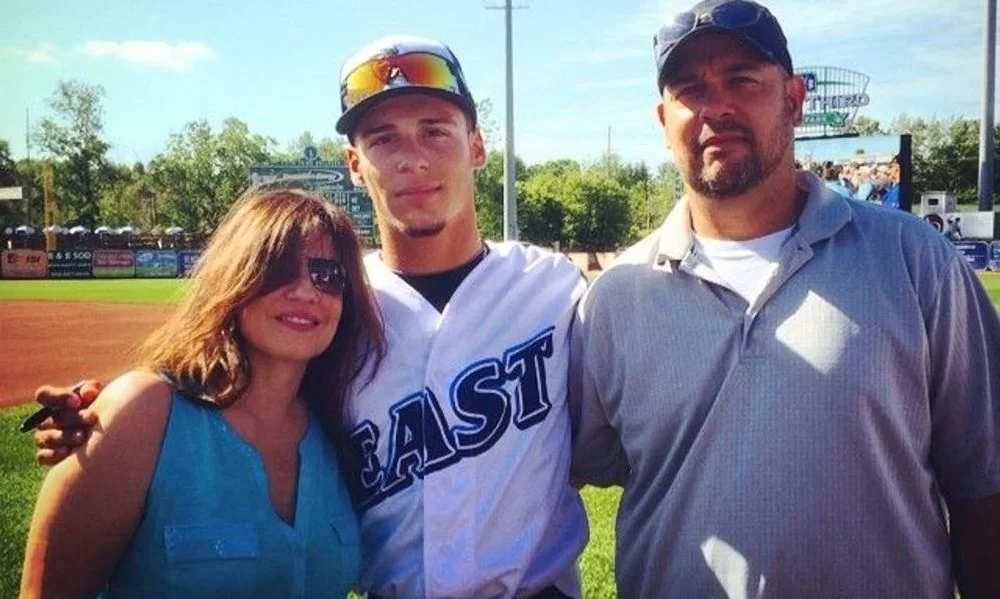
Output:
[100, 392, 361, 598]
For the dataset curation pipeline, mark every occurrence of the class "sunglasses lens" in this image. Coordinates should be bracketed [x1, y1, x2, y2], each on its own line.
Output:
[709, 2, 761, 27]
[307, 258, 347, 295]
[343, 53, 459, 111]
[658, 12, 697, 46]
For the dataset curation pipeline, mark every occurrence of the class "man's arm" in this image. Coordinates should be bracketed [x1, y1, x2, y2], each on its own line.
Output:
[568, 294, 629, 488]
[949, 494, 1000, 598]
[923, 255, 1000, 596]
[31, 381, 102, 466]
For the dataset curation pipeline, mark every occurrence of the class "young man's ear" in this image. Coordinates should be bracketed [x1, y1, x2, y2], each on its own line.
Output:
[344, 145, 365, 187]
[470, 128, 486, 170]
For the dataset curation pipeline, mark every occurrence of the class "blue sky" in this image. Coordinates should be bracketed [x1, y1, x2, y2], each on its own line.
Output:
[3, 0, 998, 169]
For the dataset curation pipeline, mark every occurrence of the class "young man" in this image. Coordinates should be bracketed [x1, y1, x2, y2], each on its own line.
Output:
[335, 35, 587, 598]
[569, 1, 1000, 597]
[31, 36, 588, 598]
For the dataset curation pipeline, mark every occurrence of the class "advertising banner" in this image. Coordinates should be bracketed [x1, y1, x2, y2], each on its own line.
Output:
[177, 251, 203, 277]
[47, 249, 93, 278]
[991, 241, 1000, 271]
[92, 249, 136, 278]
[135, 250, 178, 278]
[1, 249, 48, 278]
[953, 241, 990, 271]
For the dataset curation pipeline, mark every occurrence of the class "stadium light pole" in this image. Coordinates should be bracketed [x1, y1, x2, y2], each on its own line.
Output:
[978, 0, 996, 211]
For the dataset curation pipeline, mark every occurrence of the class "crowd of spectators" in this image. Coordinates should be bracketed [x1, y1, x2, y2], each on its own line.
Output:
[797, 157, 901, 209]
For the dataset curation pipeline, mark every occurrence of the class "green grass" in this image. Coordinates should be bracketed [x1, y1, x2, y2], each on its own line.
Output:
[0, 279, 187, 304]
[0, 404, 47, 598]
[980, 272, 1000, 306]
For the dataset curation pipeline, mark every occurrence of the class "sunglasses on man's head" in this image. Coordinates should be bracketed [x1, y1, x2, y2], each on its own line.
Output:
[342, 52, 461, 111]
[656, 1, 769, 53]
[305, 258, 348, 295]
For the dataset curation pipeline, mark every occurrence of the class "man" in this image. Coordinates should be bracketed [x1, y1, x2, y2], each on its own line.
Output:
[569, 1, 1000, 597]
[32, 35, 588, 598]
[821, 161, 851, 198]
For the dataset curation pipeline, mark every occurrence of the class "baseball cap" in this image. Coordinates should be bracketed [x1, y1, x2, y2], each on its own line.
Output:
[336, 35, 478, 138]
[654, 0, 793, 90]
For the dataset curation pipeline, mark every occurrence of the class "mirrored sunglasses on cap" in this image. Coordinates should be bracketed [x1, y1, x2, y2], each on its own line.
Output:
[341, 52, 463, 112]
[656, 0, 770, 50]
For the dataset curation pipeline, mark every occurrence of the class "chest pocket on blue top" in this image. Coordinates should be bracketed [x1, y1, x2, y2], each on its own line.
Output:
[163, 522, 260, 595]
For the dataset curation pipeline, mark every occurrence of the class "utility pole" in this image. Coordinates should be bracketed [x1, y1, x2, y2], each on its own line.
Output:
[978, 0, 996, 211]
[487, 0, 527, 241]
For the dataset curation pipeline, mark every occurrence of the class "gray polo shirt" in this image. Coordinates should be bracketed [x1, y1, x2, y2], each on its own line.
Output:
[570, 171, 1000, 598]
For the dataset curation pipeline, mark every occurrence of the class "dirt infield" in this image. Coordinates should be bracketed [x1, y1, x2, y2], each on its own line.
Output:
[0, 301, 175, 408]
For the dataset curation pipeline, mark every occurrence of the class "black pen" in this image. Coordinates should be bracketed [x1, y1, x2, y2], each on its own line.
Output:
[19, 407, 53, 433]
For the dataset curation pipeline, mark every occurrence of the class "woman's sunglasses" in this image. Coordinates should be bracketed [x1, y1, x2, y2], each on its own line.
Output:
[305, 258, 348, 296]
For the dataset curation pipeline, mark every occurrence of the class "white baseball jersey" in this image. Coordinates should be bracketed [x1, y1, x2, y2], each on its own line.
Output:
[343, 241, 589, 598]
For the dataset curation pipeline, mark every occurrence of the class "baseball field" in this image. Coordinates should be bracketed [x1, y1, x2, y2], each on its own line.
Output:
[1, 274, 998, 597]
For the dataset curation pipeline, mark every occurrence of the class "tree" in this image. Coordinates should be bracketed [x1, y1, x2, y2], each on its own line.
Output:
[519, 169, 631, 250]
[889, 115, 998, 204]
[850, 116, 884, 137]
[474, 149, 527, 241]
[148, 118, 276, 233]
[33, 81, 113, 227]
[475, 98, 501, 151]
[99, 163, 156, 229]
[279, 131, 346, 164]
[0, 140, 23, 229]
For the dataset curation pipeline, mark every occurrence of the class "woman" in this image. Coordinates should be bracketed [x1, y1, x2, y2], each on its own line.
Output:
[20, 188, 384, 598]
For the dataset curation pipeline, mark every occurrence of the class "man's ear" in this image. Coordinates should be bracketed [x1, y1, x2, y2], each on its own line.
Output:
[470, 128, 486, 170]
[786, 74, 807, 126]
[655, 101, 674, 152]
[344, 145, 365, 187]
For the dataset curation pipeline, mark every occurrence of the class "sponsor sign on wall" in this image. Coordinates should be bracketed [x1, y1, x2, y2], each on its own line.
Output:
[48, 250, 93, 278]
[953, 241, 990, 271]
[135, 250, 178, 278]
[92, 249, 136, 278]
[991, 241, 1000, 271]
[1, 249, 48, 278]
[177, 251, 203, 277]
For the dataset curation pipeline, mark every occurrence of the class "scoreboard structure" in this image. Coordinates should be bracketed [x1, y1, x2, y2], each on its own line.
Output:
[250, 146, 376, 244]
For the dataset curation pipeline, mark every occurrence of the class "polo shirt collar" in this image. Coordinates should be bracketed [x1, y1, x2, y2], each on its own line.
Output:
[653, 170, 853, 270]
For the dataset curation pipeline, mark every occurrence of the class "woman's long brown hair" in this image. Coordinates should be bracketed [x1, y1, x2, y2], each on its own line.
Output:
[140, 187, 385, 436]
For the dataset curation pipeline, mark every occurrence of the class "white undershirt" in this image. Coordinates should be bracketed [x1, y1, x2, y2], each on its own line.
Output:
[692, 225, 794, 306]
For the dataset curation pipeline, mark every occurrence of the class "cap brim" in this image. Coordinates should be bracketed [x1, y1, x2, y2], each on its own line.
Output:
[657, 26, 784, 89]
[336, 86, 477, 137]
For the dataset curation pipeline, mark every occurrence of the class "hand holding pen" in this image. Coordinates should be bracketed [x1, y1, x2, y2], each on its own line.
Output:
[22, 380, 102, 466]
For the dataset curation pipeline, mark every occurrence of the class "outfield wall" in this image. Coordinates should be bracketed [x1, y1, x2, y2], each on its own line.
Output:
[1, 249, 203, 280]
[4, 245, 997, 280]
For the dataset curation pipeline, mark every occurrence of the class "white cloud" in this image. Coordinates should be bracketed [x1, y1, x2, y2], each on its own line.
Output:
[3, 42, 59, 65]
[81, 41, 215, 72]
[26, 43, 58, 64]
